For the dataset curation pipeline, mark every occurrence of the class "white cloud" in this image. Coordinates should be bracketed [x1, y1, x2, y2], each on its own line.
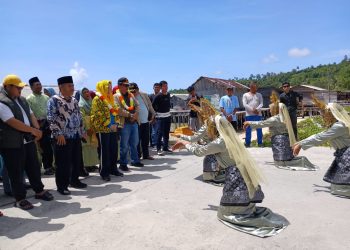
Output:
[262, 54, 278, 64]
[69, 61, 88, 88]
[288, 48, 311, 58]
[214, 70, 223, 75]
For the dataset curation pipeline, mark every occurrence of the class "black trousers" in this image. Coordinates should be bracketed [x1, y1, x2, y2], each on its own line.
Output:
[289, 110, 298, 140]
[53, 138, 82, 190]
[1, 142, 44, 201]
[138, 122, 150, 158]
[98, 132, 118, 177]
[39, 129, 54, 170]
[230, 121, 238, 131]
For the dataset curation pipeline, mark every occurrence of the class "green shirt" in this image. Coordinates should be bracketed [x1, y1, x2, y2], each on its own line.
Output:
[26, 93, 49, 120]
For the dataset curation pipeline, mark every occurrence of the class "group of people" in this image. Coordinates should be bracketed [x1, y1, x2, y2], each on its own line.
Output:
[173, 83, 350, 237]
[1, 75, 349, 239]
[0, 74, 173, 210]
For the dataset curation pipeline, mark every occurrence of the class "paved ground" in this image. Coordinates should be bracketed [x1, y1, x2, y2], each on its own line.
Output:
[0, 146, 349, 250]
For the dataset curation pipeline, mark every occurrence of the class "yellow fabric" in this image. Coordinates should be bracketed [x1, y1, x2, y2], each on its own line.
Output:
[96, 80, 114, 106]
[215, 115, 266, 198]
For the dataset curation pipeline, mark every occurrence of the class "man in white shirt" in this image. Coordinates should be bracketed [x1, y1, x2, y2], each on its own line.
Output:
[0, 75, 53, 210]
[242, 82, 264, 147]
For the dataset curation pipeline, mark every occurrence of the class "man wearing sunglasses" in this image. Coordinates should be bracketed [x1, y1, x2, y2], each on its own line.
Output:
[279, 82, 303, 140]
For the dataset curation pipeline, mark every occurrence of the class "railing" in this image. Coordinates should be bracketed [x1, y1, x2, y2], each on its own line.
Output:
[170, 108, 271, 132]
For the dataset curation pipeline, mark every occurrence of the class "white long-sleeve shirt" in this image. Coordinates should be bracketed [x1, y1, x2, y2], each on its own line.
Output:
[242, 92, 263, 116]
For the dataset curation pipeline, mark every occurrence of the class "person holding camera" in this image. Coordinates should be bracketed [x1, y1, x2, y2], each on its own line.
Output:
[0, 75, 53, 210]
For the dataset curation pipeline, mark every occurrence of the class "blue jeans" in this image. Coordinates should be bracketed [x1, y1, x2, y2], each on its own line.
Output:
[245, 115, 263, 146]
[120, 123, 140, 165]
[151, 121, 159, 147]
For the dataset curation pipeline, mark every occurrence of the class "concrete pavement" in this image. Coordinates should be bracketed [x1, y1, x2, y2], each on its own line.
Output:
[0, 147, 349, 250]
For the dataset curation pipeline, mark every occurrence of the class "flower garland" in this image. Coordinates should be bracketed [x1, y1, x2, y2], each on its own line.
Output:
[95, 92, 118, 116]
[117, 91, 135, 111]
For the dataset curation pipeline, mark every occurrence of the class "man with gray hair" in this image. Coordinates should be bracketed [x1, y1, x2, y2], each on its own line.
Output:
[242, 82, 264, 147]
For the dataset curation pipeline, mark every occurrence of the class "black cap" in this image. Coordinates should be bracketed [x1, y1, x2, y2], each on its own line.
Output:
[129, 82, 139, 90]
[118, 77, 129, 85]
[57, 76, 73, 85]
[29, 77, 40, 86]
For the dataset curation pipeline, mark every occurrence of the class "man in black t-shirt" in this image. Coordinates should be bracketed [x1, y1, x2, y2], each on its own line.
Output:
[152, 81, 172, 155]
[186, 86, 200, 132]
[279, 82, 303, 139]
[149, 83, 160, 147]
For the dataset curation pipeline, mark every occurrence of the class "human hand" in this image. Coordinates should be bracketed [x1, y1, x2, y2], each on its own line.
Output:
[292, 143, 302, 156]
[171, 140, 189, 151]
[31, 128, 43, 141]
[243, 121, 250, 130]
[56, 135, 66, 146]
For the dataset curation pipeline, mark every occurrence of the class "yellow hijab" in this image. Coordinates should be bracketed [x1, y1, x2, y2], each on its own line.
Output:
[96, 80, 114, 106]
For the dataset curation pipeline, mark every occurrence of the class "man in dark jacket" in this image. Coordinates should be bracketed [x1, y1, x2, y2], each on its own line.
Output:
[279, 82, 303, 139]
[0, 75, 53, 210]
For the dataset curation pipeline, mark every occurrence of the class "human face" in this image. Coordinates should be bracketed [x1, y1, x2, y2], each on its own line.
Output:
[161, 83, 168, 94]
[31, 82, 42, 94]
[282, 84, 290, 93]
[82, 89, 90, 100]
[250, 84, 258, 94]
[5, 85, 23, 98]
[119, 83, 129, 94]
[59, 83, 74, 97]
[226, 89, 233, 96]
[154, 85, 160, 94]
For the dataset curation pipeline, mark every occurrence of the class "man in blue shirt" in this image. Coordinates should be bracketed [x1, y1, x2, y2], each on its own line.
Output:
[219, 86, 239, 130]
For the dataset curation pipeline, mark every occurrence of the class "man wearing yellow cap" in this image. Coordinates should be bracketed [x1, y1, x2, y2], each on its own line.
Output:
[0, 75, 54, 210]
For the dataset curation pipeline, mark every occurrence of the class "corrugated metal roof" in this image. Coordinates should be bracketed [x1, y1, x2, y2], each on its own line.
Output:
[295, 85, 327, 91]
[197, 76, 249, 89]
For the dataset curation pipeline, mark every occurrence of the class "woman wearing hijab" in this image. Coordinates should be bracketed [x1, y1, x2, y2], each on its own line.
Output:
[91, 80, 124, 181]
[244, 92, 317, 171]
[293, 99, 350, 198]
[79, 87, 99, 172]
[172, 99, 289, 238]
[43, 88, 57, 98]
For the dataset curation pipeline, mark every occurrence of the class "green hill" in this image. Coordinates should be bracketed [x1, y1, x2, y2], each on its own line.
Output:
[233, 57, 350, 91]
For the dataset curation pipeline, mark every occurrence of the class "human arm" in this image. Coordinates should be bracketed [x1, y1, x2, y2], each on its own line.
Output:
[244, 116, 277, 130]
[179, 125, 207, 142]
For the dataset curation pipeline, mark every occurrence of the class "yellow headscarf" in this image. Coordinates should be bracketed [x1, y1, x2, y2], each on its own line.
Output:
[96, 80, 114, 106]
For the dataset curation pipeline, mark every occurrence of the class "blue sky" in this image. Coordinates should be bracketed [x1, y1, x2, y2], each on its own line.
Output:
[1, 0, 349, 92]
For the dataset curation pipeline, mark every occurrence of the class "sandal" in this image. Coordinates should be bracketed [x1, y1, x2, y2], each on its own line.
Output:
[0, 211, 3, 217]
[14, 199, 34, 210]
[35, 191, 54, 201]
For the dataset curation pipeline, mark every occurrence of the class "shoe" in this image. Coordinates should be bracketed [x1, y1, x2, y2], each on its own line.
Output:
[70, 181, 87, 189]
[145, 156, 154, 160]
[131, 162, 144, 167]
[14, 199, 34, 210]
[111, 169, 124, 177]
[57, 189, 71, 195]
[163, 149, 173, 154]
[101, 176, 111, 181]
[24, 183, 32, 189]
[119, 164, 130, 172]
[157, 150, 164, 156]
[43, 168, 55, 175]
[244, 144, 251, 148]
[79, 168, 90, 177]
[35, 191, 54, 201]
[258, 144, 264, 148]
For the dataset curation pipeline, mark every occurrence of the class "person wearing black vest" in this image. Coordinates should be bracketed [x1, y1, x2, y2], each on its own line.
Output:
[0, 75, 54, 210]
[152, 80, 172, 155]
[47, 76, 88, 195]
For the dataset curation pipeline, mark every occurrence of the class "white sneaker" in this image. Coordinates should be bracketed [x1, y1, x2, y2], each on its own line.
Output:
[157, 150, 164, 156]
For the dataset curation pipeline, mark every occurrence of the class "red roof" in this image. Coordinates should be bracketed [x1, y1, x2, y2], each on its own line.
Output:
[196, 76, 249, 89]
